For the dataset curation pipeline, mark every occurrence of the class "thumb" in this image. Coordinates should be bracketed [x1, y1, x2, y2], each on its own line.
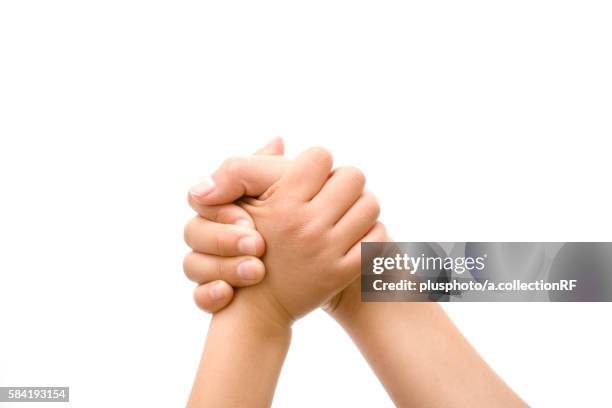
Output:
[189, 137, 288, 220]
[190, 154, 290, 206]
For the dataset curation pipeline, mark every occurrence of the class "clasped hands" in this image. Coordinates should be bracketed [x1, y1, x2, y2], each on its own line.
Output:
[184, 138, 385, 330]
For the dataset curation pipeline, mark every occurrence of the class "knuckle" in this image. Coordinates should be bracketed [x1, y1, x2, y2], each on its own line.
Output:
[215, 230, 227, 256]
[362, 191, 381, 219]
[222, 156, 245, 178]
[213, 205, 233, 224]
[182, 252, 195, 280]
[223, 205, 253, 226]
[295, 219, 329, 251]
[307, 146, 333, 167]
[300, 221, 325, 241]
[268, 195, 299, 220]
[278, 214, 321, 244]
[341, 166, 366, 188]
[215, 226, 239, 256]
[281, 206, 320, 237]
[193, 287, 211, 311]
[187, 191, 197, 208]
[281, 217, 309, 237]
[215, 257, 226, 281]
[183, 217, 199, 247]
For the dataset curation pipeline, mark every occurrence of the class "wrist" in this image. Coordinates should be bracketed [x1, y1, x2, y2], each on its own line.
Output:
[190, 288, 291, 408]
[221, 286, 293, 340]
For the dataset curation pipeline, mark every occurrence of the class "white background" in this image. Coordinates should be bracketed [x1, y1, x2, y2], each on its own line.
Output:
[1, 1, 611, 407]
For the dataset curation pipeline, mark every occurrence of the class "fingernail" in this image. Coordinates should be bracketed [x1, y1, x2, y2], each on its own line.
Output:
[190, 177, 215, 198]
[235, 218, 254, 228]
[237, 260, 259, 280]
[237, 236, 257, 255]
[210, 281, 226, 300]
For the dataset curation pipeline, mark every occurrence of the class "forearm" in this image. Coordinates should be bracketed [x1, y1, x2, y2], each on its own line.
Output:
[332, 286, 526, 407]
[188, 292, 291, 408]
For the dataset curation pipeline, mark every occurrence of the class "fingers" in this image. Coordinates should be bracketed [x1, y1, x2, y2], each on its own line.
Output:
[186, 138, 284, 315]
[254, 136, 285, 155]
[188, 195, 255, 228]
[274, 147, 333, 201]
[332, 191, 381, 253]
[193, 281, 234, 313]
[184, 252, 265, 286]
[190, 156, 291, 205]
[310, 166, 366, 224]
[184, 216, 265, 256]
[341, 221, 388, 272]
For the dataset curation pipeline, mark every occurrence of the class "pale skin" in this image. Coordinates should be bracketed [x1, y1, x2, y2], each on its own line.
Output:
[184, 138, 527, 407]
[186, 146, 384, 407]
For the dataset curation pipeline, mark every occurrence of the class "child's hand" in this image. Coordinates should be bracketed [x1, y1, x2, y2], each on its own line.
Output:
[183, 138, 288, 313]
[232, 147, 385, 326]
[185, 144, 386, 407]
